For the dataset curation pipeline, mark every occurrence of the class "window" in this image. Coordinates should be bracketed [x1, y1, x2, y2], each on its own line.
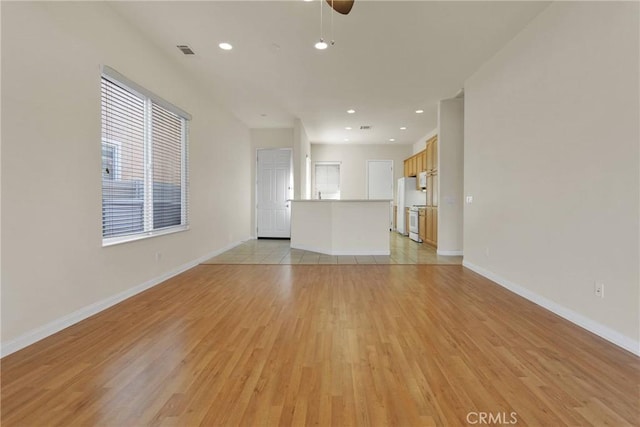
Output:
[315, 162, 341, 199]
[101, 66, 190, 246]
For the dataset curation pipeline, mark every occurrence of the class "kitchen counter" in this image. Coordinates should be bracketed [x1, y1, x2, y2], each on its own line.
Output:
[290, 199, 391, 256]
[288, 199, 391, 203]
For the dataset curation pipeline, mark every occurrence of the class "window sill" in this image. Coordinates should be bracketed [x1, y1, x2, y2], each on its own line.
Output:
[102, 225, 189, 247]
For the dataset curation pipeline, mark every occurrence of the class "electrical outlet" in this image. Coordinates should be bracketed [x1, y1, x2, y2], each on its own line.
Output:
[155, 252, 162, 262]
[485, 247, 490, 257]
[595, 282, 604, 298]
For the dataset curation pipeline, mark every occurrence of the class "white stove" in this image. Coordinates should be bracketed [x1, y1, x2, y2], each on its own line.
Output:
[408, 206, 424, 242]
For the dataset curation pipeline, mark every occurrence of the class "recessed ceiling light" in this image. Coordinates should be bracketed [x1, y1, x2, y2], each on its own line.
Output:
[218, 42, 233, 50]
[304, 0, 313, 2]
[347, 109, 355, 114]
[389, 138, 395, 142]
[344, 138, 349, 142]
[400, 126, 407, 130]
[415, 109, 424, 114]
[345, 126, 352, 130]
[315, 39, 328, 50]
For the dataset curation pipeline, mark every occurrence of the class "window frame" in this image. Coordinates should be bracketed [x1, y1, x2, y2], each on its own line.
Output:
[101, 66, 191, 247]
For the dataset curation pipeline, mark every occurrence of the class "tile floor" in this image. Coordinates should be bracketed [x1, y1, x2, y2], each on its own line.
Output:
[201, 232, 462, 265]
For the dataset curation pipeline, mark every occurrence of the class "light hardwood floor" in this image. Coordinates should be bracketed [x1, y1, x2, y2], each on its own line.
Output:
[2, 265, 638, 426]
[203, 232, 462, 265]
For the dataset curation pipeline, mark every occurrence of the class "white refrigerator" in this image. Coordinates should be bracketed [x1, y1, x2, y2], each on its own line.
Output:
[396, 177, 426, 235]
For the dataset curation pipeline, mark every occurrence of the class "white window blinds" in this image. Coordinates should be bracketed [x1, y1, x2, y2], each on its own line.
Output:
[101, 68, 189, 245]
[315, 163, 341, 200]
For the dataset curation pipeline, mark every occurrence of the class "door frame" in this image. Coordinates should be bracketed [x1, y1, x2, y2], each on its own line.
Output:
[255, 147, 293, 238]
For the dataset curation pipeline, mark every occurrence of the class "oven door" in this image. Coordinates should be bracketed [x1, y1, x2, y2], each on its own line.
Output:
[409, 210, 419, 234]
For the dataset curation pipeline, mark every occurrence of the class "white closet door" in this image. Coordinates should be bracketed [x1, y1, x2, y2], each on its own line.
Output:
[257, 148, 292, 238]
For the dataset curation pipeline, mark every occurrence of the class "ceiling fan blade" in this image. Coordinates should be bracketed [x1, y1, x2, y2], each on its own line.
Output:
[325, 0, 354, 15]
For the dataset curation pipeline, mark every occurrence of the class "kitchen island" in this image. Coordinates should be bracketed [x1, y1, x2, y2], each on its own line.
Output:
[289, 199, 392, 256]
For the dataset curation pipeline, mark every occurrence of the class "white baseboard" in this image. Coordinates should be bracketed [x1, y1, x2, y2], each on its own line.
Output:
[462, 260, 640, 356]
[290, 243, 390, 257]
[1, 239, 248, 358]
[437, 249, 463, 256]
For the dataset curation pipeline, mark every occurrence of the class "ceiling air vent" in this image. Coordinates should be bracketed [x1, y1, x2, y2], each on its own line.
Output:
[360, 125, 372, 130]
[177, 45, 195, 55]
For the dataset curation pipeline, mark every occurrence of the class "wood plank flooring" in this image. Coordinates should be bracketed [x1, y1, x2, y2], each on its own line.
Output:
[2, 265, 638, 426]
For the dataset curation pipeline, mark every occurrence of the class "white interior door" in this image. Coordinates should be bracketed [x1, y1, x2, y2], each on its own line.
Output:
[367, 160, 393, 199]
[257, 148, 292, 238]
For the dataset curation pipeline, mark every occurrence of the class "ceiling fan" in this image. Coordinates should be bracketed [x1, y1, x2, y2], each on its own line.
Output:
[326, 0, 354, 15]
[314, 0, 354, 49]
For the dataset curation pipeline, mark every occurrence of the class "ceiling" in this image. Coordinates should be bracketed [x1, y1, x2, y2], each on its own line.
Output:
[109, 1, 549, 145]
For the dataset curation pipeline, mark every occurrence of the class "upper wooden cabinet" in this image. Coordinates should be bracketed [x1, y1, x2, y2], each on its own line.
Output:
[426, 135, 438, 172]
[403, 154, 415, 177]
[403, 148, 427, 178]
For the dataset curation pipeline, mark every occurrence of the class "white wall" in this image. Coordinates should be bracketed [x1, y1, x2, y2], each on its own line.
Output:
[311, 144, 412, 200]
[464, 2, 639, 352]
[1, 2, 252, 352]
[293, 119, 311, 200]
[437, 98, 464, 255]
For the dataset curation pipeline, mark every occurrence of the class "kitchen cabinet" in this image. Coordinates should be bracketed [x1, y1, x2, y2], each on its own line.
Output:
[425, 206, 438, 247]
[418, 209, 426, 242]
[431, 173, 438, 207]
[426, 173, 438, 207]
[404, 157, 416, 177]
[405, 207, 410, 235]
[426, 135, 438, 172]
[403, 149, 427, 178]
[432, 138, 438, 172]
[432, 208, 438, 246]
[393, 205, 398, 231]
[423, 135, 439, 247]
[425, 207, 433, 245]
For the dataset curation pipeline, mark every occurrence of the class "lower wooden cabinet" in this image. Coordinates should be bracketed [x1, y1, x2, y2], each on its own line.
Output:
[433, 208, 438, 244]
[418, 209, 426, 242]
[424, 207, 438, 247]
[393, 205, 398, 231]
[404, 207, 410, 236]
